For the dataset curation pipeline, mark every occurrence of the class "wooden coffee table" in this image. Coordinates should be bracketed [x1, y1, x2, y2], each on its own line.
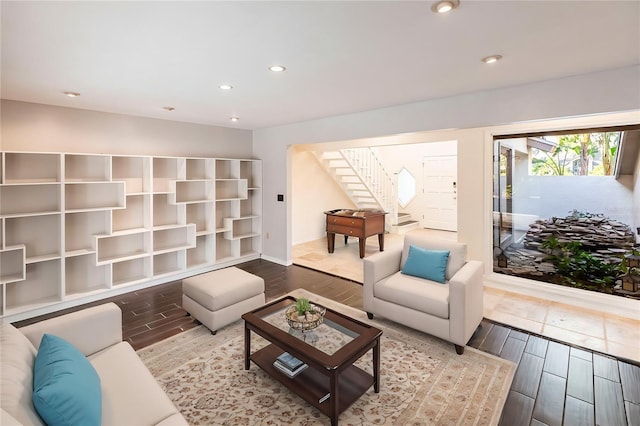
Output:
[242, 296, 382, 426]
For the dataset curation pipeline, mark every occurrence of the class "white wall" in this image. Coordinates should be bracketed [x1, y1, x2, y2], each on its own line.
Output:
[254, 65, 640, 265]
[511, 175, 634, 226]
[291, 147, 355, 245]
[1, 100, 253, 157]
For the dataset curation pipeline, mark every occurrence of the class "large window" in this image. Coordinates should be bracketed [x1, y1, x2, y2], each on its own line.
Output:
[493, 126, 640, 298]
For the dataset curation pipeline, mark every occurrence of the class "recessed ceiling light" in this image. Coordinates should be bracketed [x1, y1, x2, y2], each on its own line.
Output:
[230, 116, 240, 122]
[269, 65, 286, 72]
[163, 106, 175, 111]
[219, 84, 233, 90]
[481, 55, 503, 64]
[431, 0, 459, 13]
[63, 91, 80, 97]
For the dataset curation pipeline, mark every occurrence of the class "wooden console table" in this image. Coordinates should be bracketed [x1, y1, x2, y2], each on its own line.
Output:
[324, 209, 387, 258]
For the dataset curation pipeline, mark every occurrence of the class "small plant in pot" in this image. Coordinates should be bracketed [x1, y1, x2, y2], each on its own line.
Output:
[294, 297, 314, 319]
[286, 297, 326, 332]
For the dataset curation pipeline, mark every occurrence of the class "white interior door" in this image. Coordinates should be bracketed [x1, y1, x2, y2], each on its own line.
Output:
[423, 155, 457, 231]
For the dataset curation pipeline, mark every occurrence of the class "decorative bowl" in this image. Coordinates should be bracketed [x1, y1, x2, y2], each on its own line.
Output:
[285, 304, 326, 332]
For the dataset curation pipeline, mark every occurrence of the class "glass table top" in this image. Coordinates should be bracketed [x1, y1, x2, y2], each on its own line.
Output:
[260, 301, 360, 355]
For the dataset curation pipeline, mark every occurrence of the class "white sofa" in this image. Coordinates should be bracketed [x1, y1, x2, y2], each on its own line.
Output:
[1, 303, 187, 426]
[363, 232, 484, 354]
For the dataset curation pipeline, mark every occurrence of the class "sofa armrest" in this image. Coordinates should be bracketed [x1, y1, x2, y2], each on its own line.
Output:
[448, 260, 484, 346]
[19, 303, 123, 357]
[363, 247, 402, 311]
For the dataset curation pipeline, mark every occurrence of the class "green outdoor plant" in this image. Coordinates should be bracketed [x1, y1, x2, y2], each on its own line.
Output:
[540, 236, 618, 292]
[530, 132, 620, 176]
[294, 297, 313, 316]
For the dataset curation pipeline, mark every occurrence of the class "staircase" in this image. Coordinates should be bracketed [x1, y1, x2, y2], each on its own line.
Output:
[314, 148, 419, 234]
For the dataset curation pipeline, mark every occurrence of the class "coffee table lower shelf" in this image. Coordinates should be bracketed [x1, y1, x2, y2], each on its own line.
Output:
[251, 343, 375, 417]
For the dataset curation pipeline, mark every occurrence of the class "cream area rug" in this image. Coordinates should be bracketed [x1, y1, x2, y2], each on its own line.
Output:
[138, 289, 515, 425]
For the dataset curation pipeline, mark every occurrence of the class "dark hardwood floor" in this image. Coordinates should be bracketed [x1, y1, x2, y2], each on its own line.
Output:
[14, 259, 639, 426]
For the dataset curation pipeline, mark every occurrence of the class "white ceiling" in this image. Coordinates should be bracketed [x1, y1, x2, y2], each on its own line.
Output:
[2, 1, 639, 130]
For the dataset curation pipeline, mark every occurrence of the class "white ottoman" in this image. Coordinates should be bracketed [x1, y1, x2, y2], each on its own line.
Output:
[182, 267, 265, 334]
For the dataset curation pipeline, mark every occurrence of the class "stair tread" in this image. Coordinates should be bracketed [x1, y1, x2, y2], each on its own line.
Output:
[396, 220, 419, 226]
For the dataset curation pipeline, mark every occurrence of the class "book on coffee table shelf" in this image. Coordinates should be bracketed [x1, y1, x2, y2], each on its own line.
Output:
[273, 352, 308, 378]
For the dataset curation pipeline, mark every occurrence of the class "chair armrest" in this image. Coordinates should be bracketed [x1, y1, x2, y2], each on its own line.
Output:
[363, 247, 402, 311]
[19, 303, 123, 357]
[448, 260, 484, 346]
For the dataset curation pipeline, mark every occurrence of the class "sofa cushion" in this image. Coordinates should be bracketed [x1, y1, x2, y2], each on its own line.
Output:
[374, 271, 450, 319]
[0, 322, 45, 426]
[402, 245, 449, 283]
[33, 334, 102, 426]
[401, 233, 467, 281]
[89, 341, 185, 426]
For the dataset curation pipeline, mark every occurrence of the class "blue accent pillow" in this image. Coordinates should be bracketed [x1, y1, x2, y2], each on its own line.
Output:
[33, 334, 102, 426]
[402, 245, 450, 283]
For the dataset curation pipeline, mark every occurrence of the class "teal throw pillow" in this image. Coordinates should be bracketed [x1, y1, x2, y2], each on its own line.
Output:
[33, 334, 102, 426]
[402, 245, 450, 284]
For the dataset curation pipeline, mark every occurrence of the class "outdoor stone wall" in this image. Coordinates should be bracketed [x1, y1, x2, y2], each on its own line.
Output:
[524, 212, 636, 258]
[496, 212, 636, 278]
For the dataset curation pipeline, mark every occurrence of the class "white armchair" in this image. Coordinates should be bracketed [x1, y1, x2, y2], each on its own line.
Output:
[363, 231, 484, 354]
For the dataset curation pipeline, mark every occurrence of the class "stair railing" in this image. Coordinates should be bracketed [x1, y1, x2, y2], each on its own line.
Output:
[340, 148, 398, 226]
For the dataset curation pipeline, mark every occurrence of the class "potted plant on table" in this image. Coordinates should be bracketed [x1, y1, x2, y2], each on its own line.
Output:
[286, 297, 326, 331]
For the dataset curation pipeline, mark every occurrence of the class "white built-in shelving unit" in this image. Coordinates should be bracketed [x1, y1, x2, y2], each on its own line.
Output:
[0, 152, 261, 320]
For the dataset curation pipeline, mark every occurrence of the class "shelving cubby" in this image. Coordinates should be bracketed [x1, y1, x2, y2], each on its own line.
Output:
[240, 236, 261, 258]
[6, 215, 62, 263]
[215, 179, 248, 201]
[240, 160, 262, 189]
[187, 202, 215, 235]
[95, 229, 151, 265]
[169, 180, 215, 204]
[153, 157, 185, 193]
[5, 259, 62, 314]
[153, 194, 186, 227]
[187, 158, 214, 180]
[112, 155, 151, 195]
[215, 159, 240, 179]
[223, 217, 260, 240]
[112, 257, 151, 287]
[153, 251, 185, 278]
[4, 152, 61, 183]
[65, 254, 110, 296]
[153, 224, 196, 255]
[65, 182, 125, 212]
[65, 154, 110, 182]
[215, 234, 235, 263]
[215, 200, 233, 233]
[113, 194, 150, 232]
[0, 245, 26, 284]
[65, 210, 110, 257]
[187, 235, 214, 269]
[0, 183, 61, 217]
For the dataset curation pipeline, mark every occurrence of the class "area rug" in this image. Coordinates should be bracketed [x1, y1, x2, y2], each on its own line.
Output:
[138, 289, 515, 425]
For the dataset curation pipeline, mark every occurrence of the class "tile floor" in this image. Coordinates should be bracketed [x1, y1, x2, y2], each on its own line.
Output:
[292, 230, 640, 363]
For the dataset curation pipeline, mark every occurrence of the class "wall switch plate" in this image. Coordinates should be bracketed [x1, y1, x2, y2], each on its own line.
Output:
[277, 194, 284, 202]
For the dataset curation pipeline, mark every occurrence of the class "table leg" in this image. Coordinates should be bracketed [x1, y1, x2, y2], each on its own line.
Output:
[378, 233, 385, 252]
[373, 337, 380, 393]
[330, 372, 339, 426]
[244, 325, 251, 370]
[344, 235, 348, 245]
[358, 238, 366, 258]
[327, 232, 336, 253]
